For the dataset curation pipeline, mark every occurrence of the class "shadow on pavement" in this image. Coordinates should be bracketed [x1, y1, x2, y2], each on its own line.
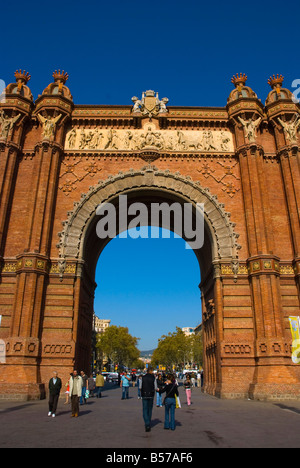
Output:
[0, 403, 35, 413]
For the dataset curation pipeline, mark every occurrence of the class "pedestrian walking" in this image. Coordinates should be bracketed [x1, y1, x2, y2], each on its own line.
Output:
[48, 371, 62, 418]
[156, 374, 164, 407]
[160, 374, 179, 431]
[197, 372, 201, 389]
[137, 375, 143, 399]
[121, 372, 131, 400]
[191, 372, 196, 388]
[132, 372, 137, 387]
[88, 374, 96, 398]
[141, 367, 157, 432]
[95, 372, 105, 398]
[69, 370, 83, 418]
[184, 374, 192, 406]
[80, 371, 88, 405]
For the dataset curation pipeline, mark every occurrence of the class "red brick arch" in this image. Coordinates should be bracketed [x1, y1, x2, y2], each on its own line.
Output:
[0, 71, 300, 401]
[56, 168, 241, 396]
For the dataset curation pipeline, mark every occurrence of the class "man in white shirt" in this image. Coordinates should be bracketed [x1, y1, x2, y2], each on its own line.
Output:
[69, 370, 83, 417]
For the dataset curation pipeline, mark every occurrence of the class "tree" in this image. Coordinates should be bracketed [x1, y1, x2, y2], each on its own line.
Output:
[151, 327, 203, 370]
[190, 332, 203, 366]
[96, 325, 140, 370]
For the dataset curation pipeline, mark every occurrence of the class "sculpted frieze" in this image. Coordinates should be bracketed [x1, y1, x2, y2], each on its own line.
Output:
[65, 124, 234, 153]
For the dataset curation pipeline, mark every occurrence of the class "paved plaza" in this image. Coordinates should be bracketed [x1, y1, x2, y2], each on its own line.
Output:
[1, 382, 300, 448]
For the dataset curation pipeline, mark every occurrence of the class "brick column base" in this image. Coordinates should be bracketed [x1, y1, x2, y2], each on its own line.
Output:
[0, 383, 46, 401]
[249, 383, 300, 401]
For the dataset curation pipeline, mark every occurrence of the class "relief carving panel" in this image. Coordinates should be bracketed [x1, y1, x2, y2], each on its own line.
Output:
[65, 123, 234, 154]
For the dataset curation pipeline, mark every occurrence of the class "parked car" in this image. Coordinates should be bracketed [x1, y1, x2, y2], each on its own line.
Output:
[183, 369, 198, 375]
[101, 372, 111, 381]
[107, 372, 119, 383]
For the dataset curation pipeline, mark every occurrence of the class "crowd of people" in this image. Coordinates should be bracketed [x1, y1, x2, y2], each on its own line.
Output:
[47, 368, 203, 432]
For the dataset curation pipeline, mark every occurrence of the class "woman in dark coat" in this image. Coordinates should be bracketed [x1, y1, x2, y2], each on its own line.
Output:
[160, 374, 179, 431]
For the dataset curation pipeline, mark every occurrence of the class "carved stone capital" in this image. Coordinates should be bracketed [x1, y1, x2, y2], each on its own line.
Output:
[15, 253, 50, 275]
[34, 140, 64, 156]
[235, 143, 264, 158]
[247, 255, 281, 277]
[277, 144, 299, 158]
[0, 140, 21, 155]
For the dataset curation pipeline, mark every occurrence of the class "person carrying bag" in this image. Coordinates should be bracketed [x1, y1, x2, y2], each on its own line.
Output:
[160, 374, 179, 431]
[175, 394, 181, 409]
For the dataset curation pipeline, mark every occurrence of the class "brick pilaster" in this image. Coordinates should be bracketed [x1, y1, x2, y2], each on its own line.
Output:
[3, 72, 73, 391]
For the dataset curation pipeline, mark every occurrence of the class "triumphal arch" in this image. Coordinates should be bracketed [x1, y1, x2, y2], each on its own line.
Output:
[0, 70, 299, 400]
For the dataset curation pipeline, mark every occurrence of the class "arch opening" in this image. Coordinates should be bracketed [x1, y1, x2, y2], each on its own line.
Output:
[94, 226, 202, 356]
[60, 169, 238, 397]
[82, 188, 213, 281]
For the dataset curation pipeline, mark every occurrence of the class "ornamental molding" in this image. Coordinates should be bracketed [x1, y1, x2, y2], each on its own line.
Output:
[57, 167, 242, 264]
[1, 259, 295, 277]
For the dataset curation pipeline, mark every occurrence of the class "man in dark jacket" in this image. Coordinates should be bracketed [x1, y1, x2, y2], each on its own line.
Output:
[141, 367, 157, 432]
[48, 371, 62, 418]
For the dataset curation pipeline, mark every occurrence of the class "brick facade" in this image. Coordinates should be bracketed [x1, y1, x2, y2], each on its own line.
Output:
[0, 70, 299, 400]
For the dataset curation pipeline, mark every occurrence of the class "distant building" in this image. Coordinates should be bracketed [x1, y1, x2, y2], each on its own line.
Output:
[182, 327, 195, 337]
[93, 315, 111, 371]
[140, 356, 152, 366]
[93, 315, 111, 333]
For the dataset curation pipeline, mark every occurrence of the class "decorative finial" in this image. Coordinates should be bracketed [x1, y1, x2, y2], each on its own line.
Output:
[14, 70, 31, 84]
[52, 70, 69, 84]
[268, 74, 284, 90]
[231, 73, 248, 89]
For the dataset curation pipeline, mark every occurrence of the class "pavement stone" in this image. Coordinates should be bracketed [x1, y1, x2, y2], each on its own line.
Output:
[1, 382, 300, 448]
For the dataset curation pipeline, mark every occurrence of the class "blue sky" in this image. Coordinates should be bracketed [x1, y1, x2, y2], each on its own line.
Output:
[1, 0, 299, 107]
[94, 229, 201, 350]
[2, 0, 299, 349]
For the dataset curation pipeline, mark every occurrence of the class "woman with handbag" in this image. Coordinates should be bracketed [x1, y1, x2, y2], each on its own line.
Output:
[159, 374, 179, 431]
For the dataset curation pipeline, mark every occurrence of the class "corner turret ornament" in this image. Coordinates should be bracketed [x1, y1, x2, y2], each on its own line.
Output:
[37, 113, 62, 140]
[14, 69, 31, 92]
[0, 111, 21, 141]
[268, 74, 284, 97]
[238, 115, 262, 143]
[231, 73, 248, 93]
[278, 114, 300, 144]
[132, 90, 169, 119]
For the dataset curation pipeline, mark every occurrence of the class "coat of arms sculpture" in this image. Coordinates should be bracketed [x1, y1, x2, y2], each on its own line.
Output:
[131, 90, 169, 118]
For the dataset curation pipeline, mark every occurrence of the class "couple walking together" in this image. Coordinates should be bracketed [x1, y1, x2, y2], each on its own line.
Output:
[141, 368, 179, 432]
[48, 370, 84, 418]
